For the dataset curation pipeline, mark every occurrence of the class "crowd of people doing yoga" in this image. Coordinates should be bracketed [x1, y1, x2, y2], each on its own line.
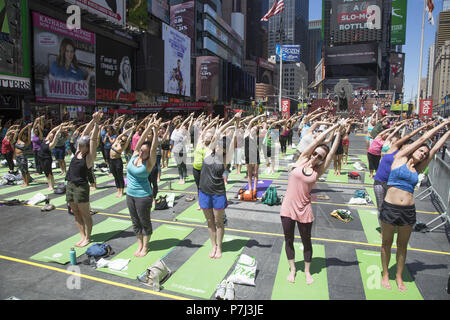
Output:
[1, 107, 448, 290]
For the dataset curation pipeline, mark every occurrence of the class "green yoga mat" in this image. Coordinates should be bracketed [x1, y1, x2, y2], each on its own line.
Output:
[5, 186, 56, 201]
[30, 218, 132, 264]
[341, 161, 358, 171]
[326, 170, 349, 183]
[159, 174, 178, 181]
[356, 249, 422, 300]
[175, 202, 206, 224]
[0, 175, 67, 196]
[258, 170, 283, 179]
[43, 174, 116, 208]
[271, 243, 329, 300]
[90, 191, 128, 210]
[0, 181, 44, 196]
[358, 209, 383, 245]
[364, 172, 375, 184]
[365, 187, 377, 207]
[118, 192, 171, 214]
[97, 224, 194, 279]
[357, 155, 369, 166]
[163, 234, 249, 299]
[166, 176, 196, 191]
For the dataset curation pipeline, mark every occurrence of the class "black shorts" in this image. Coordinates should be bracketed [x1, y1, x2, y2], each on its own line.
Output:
[40, 157, 53, 177]
[379, 201, 416, 226]
[367, 152, 381, 171]
[161, 142, 171, 151]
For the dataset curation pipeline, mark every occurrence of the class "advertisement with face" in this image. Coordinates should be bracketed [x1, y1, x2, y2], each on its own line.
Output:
[0, 0, 31, 93]
[65, 0, 126, 26]
[196, 56, 220, 102]
[96, 35, 135, 104]
[32, 12, 96, 104]
[162, 23, 190, 97]
[389, 52, 404, 94]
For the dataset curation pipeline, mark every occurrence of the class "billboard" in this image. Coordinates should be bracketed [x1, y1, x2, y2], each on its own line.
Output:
[419, 99, 433, 118]
[389, 52, 405, 94]
[391, 0, 407, 45]
[162, 23, 190, 97]
[148, 0, 169, 24]
[96, 35, 135, 105]
[315, 58, 325, 84]
[330, 0, 382, 44]
[276, 44, 301, 62]
[65, 0, 126, 26]
[196, 56, 220, 102]
[32, 12, 96, 105]
[281, 99, 290, 118]
[325, 43, 379, 65]
[170, 0, 195, 39]
[0, 0, 31, 93]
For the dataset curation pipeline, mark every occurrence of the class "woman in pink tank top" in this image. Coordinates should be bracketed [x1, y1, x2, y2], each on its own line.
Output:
[280, 121, 344, 285]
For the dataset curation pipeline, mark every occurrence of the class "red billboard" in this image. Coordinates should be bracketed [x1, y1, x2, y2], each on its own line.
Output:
[281, 99, 290, 118]
[419, 99, 433, 118]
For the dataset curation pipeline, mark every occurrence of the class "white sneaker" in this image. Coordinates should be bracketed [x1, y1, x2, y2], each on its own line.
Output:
[215, 280, 227, 300]
[224, 281, 235, 300]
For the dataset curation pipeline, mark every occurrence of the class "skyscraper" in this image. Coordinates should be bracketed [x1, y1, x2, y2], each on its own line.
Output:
[267, 0, 309, 65]
[307, 20, 322, 86]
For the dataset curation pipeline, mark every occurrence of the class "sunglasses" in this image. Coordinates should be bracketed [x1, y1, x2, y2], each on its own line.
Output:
[312, 151, 325, 161]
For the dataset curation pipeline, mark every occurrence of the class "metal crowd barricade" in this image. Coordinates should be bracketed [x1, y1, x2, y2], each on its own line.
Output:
[416, 154, 450, 232]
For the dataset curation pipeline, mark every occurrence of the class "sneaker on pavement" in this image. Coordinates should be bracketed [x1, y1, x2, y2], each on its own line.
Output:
[215, 280, 227, 300]
[224, 281, 235, 300]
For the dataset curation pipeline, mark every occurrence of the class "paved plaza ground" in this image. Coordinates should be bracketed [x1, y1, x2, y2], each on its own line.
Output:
[0, 132, 449, 301]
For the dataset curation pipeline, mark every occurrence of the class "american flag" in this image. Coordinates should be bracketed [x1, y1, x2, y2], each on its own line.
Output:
[260, 0, 285, 21]
[427, 0, 435, 25]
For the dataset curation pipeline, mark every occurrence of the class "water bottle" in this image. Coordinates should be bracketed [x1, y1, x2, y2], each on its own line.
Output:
[69, 248, 77, 265]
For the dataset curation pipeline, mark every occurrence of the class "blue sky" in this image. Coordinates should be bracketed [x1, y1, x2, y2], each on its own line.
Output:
[309, 0, 441, 103]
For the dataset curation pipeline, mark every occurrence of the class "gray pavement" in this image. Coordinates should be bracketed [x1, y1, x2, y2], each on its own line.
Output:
[0, 132, 449, 301]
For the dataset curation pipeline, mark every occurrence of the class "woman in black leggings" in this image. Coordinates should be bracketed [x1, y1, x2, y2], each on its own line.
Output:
[109, 126, 134, 197]
[39, 124, 63, 190]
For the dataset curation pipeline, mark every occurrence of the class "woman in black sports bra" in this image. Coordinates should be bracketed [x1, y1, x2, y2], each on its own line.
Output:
[109, 126, 134, 198]
[66, 112, 102, 248]
[39, 124, 63, 190]
[14, 123, 32, 187]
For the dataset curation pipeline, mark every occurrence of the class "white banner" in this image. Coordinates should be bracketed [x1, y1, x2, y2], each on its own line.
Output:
[65, 0, 126, 26]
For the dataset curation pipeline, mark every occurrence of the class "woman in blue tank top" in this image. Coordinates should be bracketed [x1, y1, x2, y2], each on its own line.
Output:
[373, 122, 430, 215]
[126, 117, 160, 258]
[379, 119, 450, 292]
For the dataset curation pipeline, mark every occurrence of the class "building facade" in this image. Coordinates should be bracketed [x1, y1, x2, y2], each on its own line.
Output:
[432, 41, 450, 113]
[307, 20, 322, 86]
[267, 0, 309, 65]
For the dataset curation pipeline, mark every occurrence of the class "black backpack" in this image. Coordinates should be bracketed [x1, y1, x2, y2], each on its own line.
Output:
[154, 195, 169, 210]
[54, 183, 66, 194]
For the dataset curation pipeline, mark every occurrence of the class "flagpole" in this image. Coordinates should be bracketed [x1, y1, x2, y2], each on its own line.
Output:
[279, 15, 283, 113]
[416, 0, 426, 114]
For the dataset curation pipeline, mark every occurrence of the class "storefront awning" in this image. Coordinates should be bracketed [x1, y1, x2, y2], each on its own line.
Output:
[106, 109, 135, 114]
